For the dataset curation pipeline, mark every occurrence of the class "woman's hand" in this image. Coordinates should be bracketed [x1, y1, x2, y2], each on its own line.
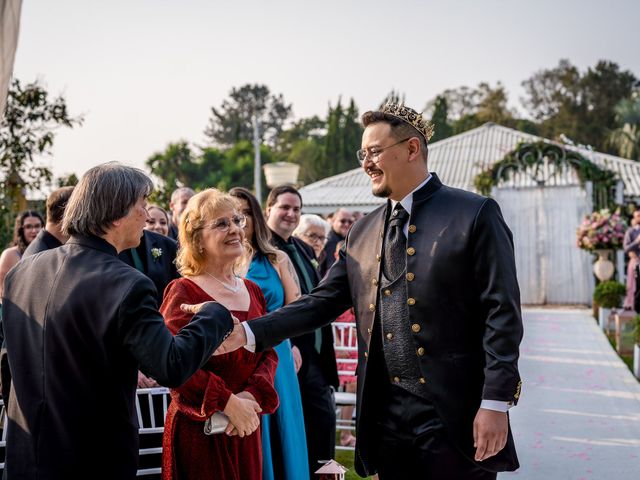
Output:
[223, 393, 261, 437]
[291, 345, 302, 373]
[137, 371, 159, 388]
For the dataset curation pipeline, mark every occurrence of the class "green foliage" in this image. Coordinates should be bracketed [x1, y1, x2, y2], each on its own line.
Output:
[429, 82, 518, 135]
[473, 141, 617, 209]
[593, 280, 626, 309]
[428, 96, 453, 143]
[521, 59, 638, 153]
[146, 140, 274, 207]
[607, 96, 640, 160]
[56, 173, 79, 187]
[275, 115, 326, 184]
[0, 78, 81, 248]
[322, 98, 363, 177]
[378, 89, 406, 109]
[204, 84, 292, 148]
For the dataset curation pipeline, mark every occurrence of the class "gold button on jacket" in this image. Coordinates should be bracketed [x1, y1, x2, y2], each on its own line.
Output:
[406, 272, 415, 281]
[408, 224, 417, 233]
[411, 323, 421, 333]
[407, 247, 416, 256]
[407, 297, 416, 306]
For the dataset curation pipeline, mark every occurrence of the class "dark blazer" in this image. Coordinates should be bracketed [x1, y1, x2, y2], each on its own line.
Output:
[22, 229, 62, 257]
[119, 230, 179, 304]
[271, 233, 339, 389]
[251, 174, 523, 476]
[0, 235, 233, 479]
[321, 229, 344, 275]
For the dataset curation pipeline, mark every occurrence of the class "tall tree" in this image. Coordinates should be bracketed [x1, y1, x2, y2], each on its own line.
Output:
[323, 99, 344, 176]
[429, 96, 453, 143]
[608, 96, 640, 160]
[521, 59, 637, 152]
[0, 79, 82, 246]
[378, 89, 406, 109]
[204, 84, 292, 148]
[146, 140, 275, 206]
[341, 98, 363, 171]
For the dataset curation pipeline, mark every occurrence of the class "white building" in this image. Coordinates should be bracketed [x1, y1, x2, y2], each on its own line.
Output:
[299, 123, 640, 305]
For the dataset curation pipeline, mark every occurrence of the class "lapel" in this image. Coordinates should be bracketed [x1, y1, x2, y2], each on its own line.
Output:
[142, 232, 159, 277]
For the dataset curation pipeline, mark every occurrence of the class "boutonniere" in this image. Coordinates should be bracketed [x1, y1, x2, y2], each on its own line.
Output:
[151, 247, 163, 262]
[310, 259, 319, 270]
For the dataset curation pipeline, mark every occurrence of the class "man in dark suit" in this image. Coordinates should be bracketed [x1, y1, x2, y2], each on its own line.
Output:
[265, 185, 339, 477]
[0, 163, 234, 479]
[167, 187, 195, 240]
[23, 186, 74, 257]
[119, 229, 179, 305]
[211, 104, 523, 479]
[321, 208, 354, 274]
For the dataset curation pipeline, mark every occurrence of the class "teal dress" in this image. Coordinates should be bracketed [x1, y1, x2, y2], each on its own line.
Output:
[247, 252, 309, 480]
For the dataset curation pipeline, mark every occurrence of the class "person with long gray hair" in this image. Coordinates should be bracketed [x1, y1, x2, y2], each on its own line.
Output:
[0, 162, 234, 479]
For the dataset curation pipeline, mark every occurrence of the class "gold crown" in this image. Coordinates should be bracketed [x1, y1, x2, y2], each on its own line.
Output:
[381, 102, 435, 142]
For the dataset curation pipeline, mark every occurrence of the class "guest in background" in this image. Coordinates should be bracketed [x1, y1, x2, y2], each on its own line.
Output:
[23, 187, 74, 258]
[265, 185, 338, 478]
[230, 186, 309, 480]
[293, 214, 329, 274]
[161, 188, 278, 480]
[120, 205, 180, 387]
[321, 208, 354, 274]
[168, 187, 195, 240]
[623, 209, 640, 310]
[0, 210, 44, 299]
[145, 204, 171, 237]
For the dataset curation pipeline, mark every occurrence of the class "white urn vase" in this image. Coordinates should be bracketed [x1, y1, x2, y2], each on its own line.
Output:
[593, 249, 615, 281]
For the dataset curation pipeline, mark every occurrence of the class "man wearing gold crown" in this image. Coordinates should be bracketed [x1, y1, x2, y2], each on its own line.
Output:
[194, 103, 523, 479]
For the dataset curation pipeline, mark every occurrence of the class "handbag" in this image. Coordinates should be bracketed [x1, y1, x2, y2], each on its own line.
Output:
[204, 411, 230, 435]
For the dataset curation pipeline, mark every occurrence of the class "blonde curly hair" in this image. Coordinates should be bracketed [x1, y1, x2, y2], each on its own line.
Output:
[176, 188, 251, 276]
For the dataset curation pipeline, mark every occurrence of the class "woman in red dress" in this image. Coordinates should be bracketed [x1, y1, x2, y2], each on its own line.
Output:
[161, 188, 279, 480]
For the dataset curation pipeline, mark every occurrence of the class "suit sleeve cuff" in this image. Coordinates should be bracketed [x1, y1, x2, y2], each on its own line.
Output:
[242, 322, 256, 352]
[480, 400, 512, 412]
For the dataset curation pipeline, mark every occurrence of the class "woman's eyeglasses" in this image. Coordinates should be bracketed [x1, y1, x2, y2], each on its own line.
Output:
[205, 214, 247, 232]
[303, 232, 327, 244]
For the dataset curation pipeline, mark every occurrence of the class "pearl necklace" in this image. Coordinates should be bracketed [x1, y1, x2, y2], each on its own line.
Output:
[205, 271, 241, 293]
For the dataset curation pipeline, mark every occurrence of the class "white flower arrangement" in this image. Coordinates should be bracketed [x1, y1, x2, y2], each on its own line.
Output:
[151, 247, 163, 262]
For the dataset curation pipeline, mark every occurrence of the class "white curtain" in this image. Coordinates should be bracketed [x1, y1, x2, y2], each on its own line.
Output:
[0, 0, 22, 116]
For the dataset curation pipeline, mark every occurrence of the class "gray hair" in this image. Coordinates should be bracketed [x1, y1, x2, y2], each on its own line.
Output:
[62, 162, 153, 237]
[171, 187, 196, 203]
[293, 214, 330, 237]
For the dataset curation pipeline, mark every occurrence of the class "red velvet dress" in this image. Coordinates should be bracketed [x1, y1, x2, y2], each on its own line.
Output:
[160, 278, 279, 480]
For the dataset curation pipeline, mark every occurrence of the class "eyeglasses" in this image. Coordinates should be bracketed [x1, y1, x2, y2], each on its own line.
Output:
[205, 214, 247, 232]
[23, 223, 42, 230]
[303, 232, 327, 243]
[338, 218, 354, 225]
[356, 137, 412, 165]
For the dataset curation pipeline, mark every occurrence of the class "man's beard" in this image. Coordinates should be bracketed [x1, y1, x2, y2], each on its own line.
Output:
[372, 185, 391, 198]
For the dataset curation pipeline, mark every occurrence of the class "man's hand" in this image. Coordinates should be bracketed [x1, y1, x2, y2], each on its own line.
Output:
[214, 321, 247, 355]
[473, 408, 508, 461]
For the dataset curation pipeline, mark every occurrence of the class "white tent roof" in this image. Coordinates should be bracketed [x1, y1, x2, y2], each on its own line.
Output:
[299, 123, 640, 214]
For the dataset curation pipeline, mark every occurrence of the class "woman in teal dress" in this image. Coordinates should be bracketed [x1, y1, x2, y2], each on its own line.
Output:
[230, 187, 310, 480]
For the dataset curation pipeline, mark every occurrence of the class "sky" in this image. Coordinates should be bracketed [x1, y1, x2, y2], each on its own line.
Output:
[11, 0, 640, 181]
